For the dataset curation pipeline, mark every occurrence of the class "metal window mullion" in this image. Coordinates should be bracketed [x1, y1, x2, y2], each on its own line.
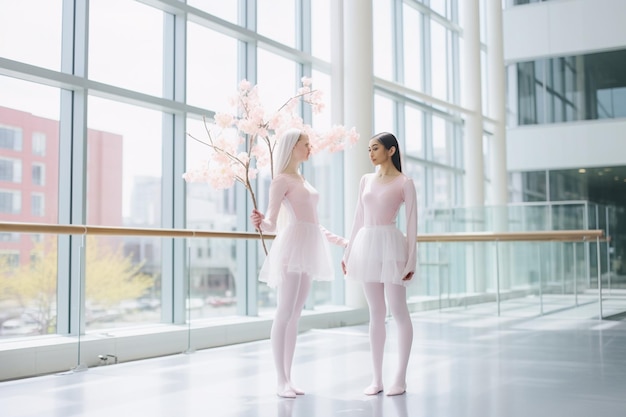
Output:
[56, 0, 89, 337]
[239, 0, 258, 317]
[163, 10, 187, 325]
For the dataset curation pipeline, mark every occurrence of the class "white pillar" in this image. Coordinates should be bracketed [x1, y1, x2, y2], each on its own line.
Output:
[486, 0, 510, 291]
[486, 0, 508, 208]
[342, 0, 373, 308]
[462, 0, 486, 293]
[462, 0, 485, 210]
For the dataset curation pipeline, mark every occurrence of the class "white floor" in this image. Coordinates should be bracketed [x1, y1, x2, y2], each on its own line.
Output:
[2, 300, 626, 417]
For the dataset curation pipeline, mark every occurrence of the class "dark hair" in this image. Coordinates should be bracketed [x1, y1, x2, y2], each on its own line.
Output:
[372, 132, 402, 172]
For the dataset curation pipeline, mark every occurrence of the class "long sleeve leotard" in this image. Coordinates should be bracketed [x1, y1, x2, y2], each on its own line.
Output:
[258, 173, 346, 287]
[343, 173, 417, 286]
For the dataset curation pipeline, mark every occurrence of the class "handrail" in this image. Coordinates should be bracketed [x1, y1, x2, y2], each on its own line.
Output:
[0, 221, 605, 242]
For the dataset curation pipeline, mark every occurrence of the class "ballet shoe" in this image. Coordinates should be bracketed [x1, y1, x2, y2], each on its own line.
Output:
[290, 385, 305, 395]
[276, 388, 297, 399]
[363, 384, 384, 395]
[386, 385, 406, 396]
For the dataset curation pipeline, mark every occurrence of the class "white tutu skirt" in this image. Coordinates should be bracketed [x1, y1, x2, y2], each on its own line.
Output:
[345, 225, 411, 287]
[259, 221, 335, 288]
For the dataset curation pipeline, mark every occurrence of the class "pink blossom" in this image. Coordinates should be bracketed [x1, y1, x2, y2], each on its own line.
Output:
[214, 112, 234, 128]
[184, 77, 360, 209]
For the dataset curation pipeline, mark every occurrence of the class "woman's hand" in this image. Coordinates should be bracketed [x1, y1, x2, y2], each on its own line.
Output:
[341, 260, 347, 275]
[402, 271, 414, 281]
[250, 209, 264, 229]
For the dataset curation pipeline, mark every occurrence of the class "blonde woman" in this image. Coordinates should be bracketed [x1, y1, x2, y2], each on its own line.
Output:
[251, 128, 347, 398]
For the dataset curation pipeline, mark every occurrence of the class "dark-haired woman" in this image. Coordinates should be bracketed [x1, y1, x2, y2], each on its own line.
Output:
[342, 132, 418, 396]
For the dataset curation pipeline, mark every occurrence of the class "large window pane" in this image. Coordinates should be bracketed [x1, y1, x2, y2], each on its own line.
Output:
[403, 5, 423, 92]
[85, 235, 162, 332]
[0, 233, 58, 338]
[405, 106, 424, 158]
[432, 115, 450, 164]
[87, 97, 162, 227]
[373, 0, 393, 80]
[0, 0, 62, 71]
[257, 0, 295, 47]
[0, 77, 60, 225]
[187, 23, 238, 110]
[89, 0, 164, 97]
[187, 0, 238, 23]
[311, 0, 331, 62]
[374, 94, 394, 133]
[515, 49, 626, 125]
[188, 236, 238, 319]
[257, 50, 298, 113]
[430, 20, 449, 101]
[185, 116, 239, 319]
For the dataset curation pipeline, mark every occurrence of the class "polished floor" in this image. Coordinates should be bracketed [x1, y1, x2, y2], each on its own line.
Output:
[2, 301, 626, 417]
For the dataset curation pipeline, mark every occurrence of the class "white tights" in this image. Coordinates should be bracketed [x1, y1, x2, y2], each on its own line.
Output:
[362, 282, 413, 396]
[271, 272, 312, 398]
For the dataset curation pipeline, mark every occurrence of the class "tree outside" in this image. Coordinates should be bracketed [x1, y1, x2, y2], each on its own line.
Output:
[0, 235, 155, 338]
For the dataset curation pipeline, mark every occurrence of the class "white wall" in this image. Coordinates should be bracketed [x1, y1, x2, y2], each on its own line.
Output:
[504, 0, 626, 173]
[507, 119, 626, 171]
[503, 0, 626, 62]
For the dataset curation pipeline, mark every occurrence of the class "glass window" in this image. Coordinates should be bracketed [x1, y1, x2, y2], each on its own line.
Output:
[430, 0, 448, 17]
[257, 0, 295, 47]
[405, 106, 424, 159]
[311, 0, 331, 62]
[87, 96, 162, 227]
[0, 78, 60, 224]
[432, 115, 450, 164]
[432, 168, 452, 208]
[430, 20, 448, 101]
[187, 0, 238, 23]
[89, 0, 164, 97]
[403, 5, 423, 92]
[32, 132, 46, 156]
[31, 193, 44, 216]
[373, 0, 393, 80]
[257, 50, 298, 112]
[0, 0, 62, 71]
[186, 23, 238, 110]
[0, 158, 21, 182]
[0, 126, 23, 151]
[515, 49, 626, 125]
[32, 163, 44, 186]
[85, 234, 162, 332]
[185, 115, 240, 319]
[0, 190, 21, 214]
[374, 94, 394, 133]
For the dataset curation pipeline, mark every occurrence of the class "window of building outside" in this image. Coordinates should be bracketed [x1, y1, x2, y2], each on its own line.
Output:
[31, 163, 44, 186]
[0, 158, 22, 182]
[516, 49, 626, 125]
[0, 190, 21, 214]
[31, 193, 44, 217]
[32, 132, 46, 156]
[0, 251, 20, 268]
[0, 126, 23, 151]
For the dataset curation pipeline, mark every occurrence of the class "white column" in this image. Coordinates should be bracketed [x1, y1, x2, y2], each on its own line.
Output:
[486, 0, 508, 208]
[462, 0, 486, 293]
[342, 0, 373, 308]
[486, 0, 510, 291]
[462, 0, 485, 210]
